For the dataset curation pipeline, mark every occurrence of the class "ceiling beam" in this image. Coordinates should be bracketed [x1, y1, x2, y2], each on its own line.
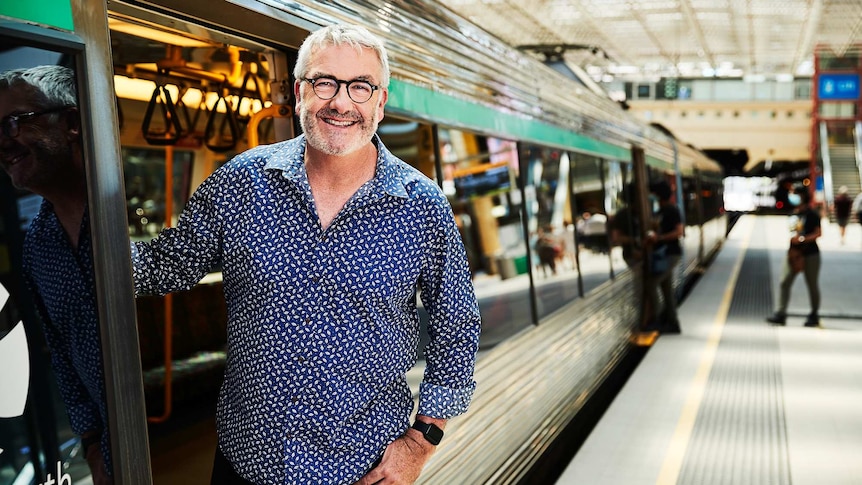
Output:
[628, 4, 678, 71]
[678, 0, 716, 68]
[792, 0, 821, 75]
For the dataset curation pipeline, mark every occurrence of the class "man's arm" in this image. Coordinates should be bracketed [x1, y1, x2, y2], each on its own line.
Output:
[358, 200, 480, 485]
[132, 171, 225, 295]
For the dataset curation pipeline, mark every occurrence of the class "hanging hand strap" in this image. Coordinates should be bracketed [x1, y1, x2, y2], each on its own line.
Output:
[142, 81, 182, 145]
[204, 85, 240, 152]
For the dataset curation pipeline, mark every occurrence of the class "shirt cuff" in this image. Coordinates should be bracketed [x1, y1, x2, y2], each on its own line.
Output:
[417, 380, 476, 419]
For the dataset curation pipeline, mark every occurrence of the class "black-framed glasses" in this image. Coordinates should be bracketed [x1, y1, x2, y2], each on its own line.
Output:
[301, 76, 380, 103]
[0, 106, 71, 138]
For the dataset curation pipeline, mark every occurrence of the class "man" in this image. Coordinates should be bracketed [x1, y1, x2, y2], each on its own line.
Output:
[0, 65, 113, 483]
[767, 187, 821, 327]
[132, 24, 481, 484]
[646, 180, 683, 334]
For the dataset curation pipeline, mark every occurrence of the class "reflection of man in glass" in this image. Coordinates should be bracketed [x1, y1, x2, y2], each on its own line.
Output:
[0, 65, 113, 483]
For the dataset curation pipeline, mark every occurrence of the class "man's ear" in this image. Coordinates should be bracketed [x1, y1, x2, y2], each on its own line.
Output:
[65, 107, 81, 137]
[294, 80, 303, 111]
[376, 88, 388, 121]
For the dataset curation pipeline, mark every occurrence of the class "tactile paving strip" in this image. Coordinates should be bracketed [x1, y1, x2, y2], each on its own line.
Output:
[676, 244, 792, 485]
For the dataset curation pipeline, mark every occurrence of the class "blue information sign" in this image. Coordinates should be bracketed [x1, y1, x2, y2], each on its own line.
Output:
[818, 73, 860, 100]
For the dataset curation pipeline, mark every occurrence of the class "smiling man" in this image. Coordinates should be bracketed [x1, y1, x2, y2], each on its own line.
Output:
[132, 24, 481, 485]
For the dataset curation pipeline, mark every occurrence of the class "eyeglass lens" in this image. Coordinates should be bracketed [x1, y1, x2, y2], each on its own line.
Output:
[0, 108, 67, 138]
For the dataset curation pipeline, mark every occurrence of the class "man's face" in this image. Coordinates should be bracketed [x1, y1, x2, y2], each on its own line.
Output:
[295, 44, 387, 157]
[0, 86, 77, 193]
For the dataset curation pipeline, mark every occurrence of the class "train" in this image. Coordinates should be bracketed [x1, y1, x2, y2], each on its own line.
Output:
[0, 0, 725, 483]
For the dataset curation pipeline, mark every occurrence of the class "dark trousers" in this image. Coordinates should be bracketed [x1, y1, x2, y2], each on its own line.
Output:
[211, 446, 255, 485]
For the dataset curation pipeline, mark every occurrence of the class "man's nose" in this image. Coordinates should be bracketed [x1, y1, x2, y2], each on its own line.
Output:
[328, 85, 355, 109]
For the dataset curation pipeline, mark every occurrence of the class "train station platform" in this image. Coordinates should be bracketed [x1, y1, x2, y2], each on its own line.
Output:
[556, 214, 862, 485]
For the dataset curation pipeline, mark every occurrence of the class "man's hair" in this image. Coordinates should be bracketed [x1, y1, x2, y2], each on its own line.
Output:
[650, 180, 673, 201]
[0, 65, 78, 109]
[293, 24, 390, 89]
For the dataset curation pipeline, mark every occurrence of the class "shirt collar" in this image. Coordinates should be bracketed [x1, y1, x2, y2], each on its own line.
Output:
[264, 134, 409, 199]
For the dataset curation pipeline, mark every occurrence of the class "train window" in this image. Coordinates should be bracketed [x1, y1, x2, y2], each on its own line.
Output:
[522, 146, 581, 318]
[604, 160, 629, 273]
[377, 117, 436, 182]
[0, 35, 114, 483]
[124, 147, 194, 240]
[439, 127, 532, 346]
[571, 152, 613, 295]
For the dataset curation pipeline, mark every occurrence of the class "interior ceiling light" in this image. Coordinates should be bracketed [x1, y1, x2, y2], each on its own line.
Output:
[108, 18, 212, 48]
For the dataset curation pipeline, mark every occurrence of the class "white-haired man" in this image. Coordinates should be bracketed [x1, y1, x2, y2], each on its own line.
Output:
[132, 24, 481, 484]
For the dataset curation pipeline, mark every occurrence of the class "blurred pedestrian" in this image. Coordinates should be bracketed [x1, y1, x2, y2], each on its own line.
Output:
[853, 190, 862, 241]
[645, 180, 683, 334]
[767, 186, 821, 327]
[833, 185, 852, 244]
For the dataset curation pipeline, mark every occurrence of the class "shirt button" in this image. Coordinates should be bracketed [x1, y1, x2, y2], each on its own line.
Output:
[291, 396, 299, 403]
[311, 276, 320, 283]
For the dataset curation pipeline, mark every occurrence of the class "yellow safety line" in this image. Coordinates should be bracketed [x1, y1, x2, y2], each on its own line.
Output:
[655, 217, 754, 485]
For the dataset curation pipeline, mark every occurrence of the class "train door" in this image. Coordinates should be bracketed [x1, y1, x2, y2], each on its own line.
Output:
[1, 2, 150, 484]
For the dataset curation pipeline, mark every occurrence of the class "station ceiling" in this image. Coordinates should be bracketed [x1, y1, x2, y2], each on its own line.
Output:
[438, 0, 862, 82]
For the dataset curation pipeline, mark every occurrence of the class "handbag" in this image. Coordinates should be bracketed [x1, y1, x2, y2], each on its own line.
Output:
[787, 246, 804, 273]
[650, 245, 668, 275]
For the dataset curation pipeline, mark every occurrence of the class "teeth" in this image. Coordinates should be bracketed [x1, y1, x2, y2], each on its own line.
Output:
[325, 119, 355, 127]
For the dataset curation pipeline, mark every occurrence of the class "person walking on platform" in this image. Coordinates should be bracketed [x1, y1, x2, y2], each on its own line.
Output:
[645, 180, 683, 334]
[853, 190, 862, 242]
[767, 186, 821, 327]
[131, 24, 481, 485]
[833, 185, 852, 244]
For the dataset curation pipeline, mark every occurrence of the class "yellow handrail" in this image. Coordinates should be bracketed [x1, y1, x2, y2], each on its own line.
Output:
[246, 104, 293, 148]
[148, 144, 174, 424]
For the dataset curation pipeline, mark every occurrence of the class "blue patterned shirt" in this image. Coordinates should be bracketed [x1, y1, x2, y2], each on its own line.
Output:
[132, 135, 480, 484]
[23, 202, 112, 473]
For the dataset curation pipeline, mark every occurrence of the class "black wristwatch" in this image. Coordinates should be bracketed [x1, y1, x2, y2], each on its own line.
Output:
[411, 421, 444, 445]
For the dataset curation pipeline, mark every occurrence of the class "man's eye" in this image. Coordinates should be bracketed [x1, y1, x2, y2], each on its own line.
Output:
[350, 83, 372, 93]
[315, 79, 337, 88]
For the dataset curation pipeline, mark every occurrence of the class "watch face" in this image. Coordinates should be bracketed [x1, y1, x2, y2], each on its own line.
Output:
[413, 421, 444, 445]
[426, 424, 444, 444]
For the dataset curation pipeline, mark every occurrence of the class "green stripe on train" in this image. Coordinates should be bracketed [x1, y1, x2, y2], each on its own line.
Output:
[388, 79, 631, 161]
[0, 0, 74, 31]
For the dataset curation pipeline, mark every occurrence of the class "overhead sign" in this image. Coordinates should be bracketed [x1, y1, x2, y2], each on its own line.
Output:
[0, 0, 74, 31]
[818, 73, 860, 100]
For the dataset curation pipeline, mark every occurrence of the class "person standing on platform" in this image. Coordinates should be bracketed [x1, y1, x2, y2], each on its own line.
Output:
[833, 185, 852, 245]
[853, 190, 862, 243]
[0, 65, 114, 483]
[645, 180, 684, 334]
[767, 186, 821, 327]
[131, 24, 481, 485]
